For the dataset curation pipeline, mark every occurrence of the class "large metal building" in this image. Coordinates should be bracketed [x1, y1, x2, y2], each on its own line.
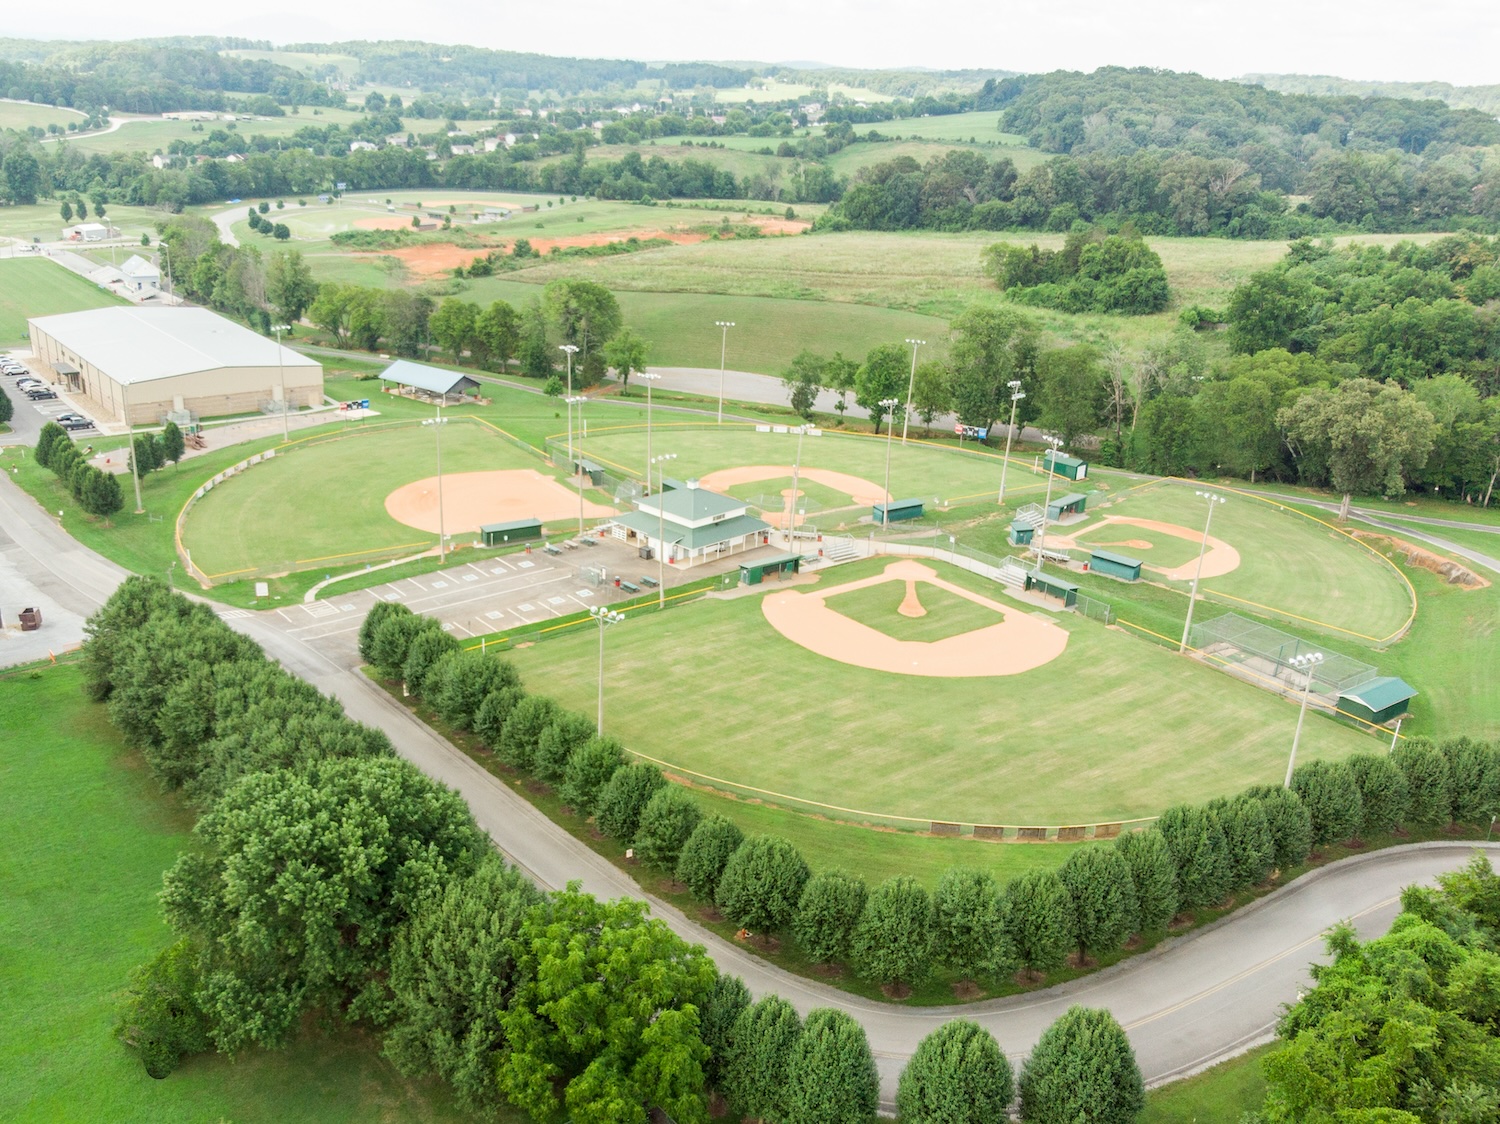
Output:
[27, 307, 323, 425]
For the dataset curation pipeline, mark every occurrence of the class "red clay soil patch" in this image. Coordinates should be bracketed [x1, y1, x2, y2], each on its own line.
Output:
[360, 242, 487, 277]
[881, 982, 913, 1000]
[353, 215, 418, 231]
[526, 229, 708, 254]
[951, 980, 983, 1000]
[1352, 531, 1489, 588]
[755, 217, 812, 235]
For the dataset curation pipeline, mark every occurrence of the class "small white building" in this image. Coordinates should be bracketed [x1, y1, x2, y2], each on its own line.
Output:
[63, 223, 110, 242]
[120, 254, 160, 293]
[349, 140, 377, 152]
[151, 153, 172, 169]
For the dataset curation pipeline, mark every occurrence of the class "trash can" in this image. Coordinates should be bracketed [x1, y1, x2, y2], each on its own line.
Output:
[19, 607, 42, 631]
[639, 545, 654, 560]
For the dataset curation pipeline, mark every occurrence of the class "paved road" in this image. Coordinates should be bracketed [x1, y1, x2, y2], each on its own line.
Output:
[2, 469, 1494, 1107]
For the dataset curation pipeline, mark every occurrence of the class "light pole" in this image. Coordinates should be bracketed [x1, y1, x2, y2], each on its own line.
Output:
[787, 423, 806, 548]
[879, 398, 900, 529]
[1284, 652, 1325, 788]
[422, 402, 447, 560]
[1033, 434, 1063, 572]
[651, 452, 677, 606]
[1179, 491, 1226, 652]
[714, 320, 734, 424]
[559, 343, 579, 466]
[123, 379, 143, 514]
[567, 395, 587, 534]
[997, 380, 1025, 504]
[638, 371, 660, 493]
[160, 242, 173, 300]
[270, 323, 291, 441]
[901, 338, 925, 444]
[589, 605, 625, 734]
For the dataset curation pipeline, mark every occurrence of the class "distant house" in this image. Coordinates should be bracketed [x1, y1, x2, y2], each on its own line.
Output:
[503, 133, 518, 148]
[120, 254, 160, 293]
[481, 136, 502, 152]
[349, 140, 377, 152]
[386, 133, 410, 147]
[449, 144, 475, 156]
[222, 153, 246, 164]
[710, 115, 727, 125]
[150, 153, 172, 169]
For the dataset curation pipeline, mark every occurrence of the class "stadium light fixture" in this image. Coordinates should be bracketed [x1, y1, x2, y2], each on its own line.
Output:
[901, 338, 925, 444]
[997, 380, 1025, 504]
[1032, 435, 1064, 573]
[714, 321, 735, 424]
[590, 605, 626, 734]
[651, 453, 677, 606]
[879, 398, 901, 528]
[1179, 491, 1226, 652]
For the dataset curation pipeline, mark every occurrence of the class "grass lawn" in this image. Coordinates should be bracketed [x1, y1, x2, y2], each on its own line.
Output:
[0, 662, 473, 1123]
[0, 99, 86, 131]
[180, 420, 556, 578]
[1068, 519, 1204, 570]
[825, 579, 1002, 642]
[1369, 517, 1500, 561]
[504, 556, 1375, 826]
[1142, 1046, 1271, 1122]
[0, 258, 127, 342]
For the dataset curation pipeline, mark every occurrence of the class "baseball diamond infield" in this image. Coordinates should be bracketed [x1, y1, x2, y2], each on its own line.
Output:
[762, 559, 1068, 677]
[385, 469, 616, 534]
[698, 465, 891, 507]
[1054, 516, 1241, 581]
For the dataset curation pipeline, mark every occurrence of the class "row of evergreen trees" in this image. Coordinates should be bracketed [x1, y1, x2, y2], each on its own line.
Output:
[92, 576, 1161, 1122]
[33, 420, 123, 519]
[369, 602, 1499, 999]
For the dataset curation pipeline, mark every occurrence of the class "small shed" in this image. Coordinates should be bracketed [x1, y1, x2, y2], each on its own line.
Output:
[739, 553, 803, 586]
[1024, 571, 1079, 608]
[1009, 519, 1035, 546]
[1047, 492, 1089, 520]
[481, 518, 543, 547]
[1044, 450, 1088, 480]
[1089, 549, 1142, 581]
[872, 498, 924, 523]
[574, 457, 607, 486]
[1338, 677, 1418, 726]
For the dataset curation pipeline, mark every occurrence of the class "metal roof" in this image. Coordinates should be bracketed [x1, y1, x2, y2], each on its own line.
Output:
[1339, 676, 1417, 711]
[382, 359, 481, 396]
[612, 510, 769, 550]
[120, 254, 159, 278]
[28, 307, 319, 386]
[636, 483, 745, 524]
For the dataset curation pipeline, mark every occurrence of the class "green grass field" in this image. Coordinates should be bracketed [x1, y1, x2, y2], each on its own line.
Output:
[0, 99, 86, 131]
[180, 420, 549, 578]
[0, 258, 128, 342]
[63, 107, 370, 155]
[504, 555, 1375, 825]
[826, 579, 1002, 642]
[0, 662, 472, 1123]
[1141, 1047, 1270, 1122]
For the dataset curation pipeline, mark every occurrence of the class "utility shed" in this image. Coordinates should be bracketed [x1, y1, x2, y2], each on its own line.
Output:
[872, 498, 924, 523]
[739, 553, 803, 585]
[1009, 519, 1034, 546]
[481, 519, 543, 546]
[1338, 677, 1418, 725]
[1089, 549, 1142, 581]
[1024, 571, 1079, 607]
[1043, 450, 1088, 480]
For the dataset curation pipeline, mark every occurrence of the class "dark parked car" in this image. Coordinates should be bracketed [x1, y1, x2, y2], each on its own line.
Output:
[25, 386, 57, 400]
[56, 413, 94, 430]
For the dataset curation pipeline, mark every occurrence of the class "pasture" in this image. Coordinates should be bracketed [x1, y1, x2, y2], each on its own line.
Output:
[180, 420, 552, 579]
[0, 258, 127, 342]
[502, 555, 1376, 826]
[0, 98, 86, 131]
[0, 664, 472, 1123]
[62, 107, 370, 155]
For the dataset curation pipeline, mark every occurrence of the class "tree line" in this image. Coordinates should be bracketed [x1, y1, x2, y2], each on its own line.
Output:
[363, 599, 1500, 1012]
[91, 576, 1164, 1123]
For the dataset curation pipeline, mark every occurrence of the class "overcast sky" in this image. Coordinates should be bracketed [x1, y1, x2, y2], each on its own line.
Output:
[11, 0, 1499, 87]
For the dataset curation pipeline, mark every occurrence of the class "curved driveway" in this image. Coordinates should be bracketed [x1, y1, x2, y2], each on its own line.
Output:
[2, 469, 1495, 1109]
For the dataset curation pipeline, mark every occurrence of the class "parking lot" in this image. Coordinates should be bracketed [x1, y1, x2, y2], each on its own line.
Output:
[1, 352, 97, 448]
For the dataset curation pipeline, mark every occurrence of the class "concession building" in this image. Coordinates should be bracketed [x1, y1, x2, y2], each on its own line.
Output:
[28, 307, 323, 425]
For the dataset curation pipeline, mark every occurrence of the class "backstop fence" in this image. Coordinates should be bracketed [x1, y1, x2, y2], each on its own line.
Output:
[1188, 612, 1377, 701]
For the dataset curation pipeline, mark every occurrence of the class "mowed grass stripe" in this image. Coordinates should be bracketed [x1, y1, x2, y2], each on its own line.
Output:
[0, 258, 127, 342]
[507, 558, 1374, 825]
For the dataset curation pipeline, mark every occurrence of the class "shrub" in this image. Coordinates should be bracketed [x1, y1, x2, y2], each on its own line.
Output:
[1114, 828, 1178, 932]
[496, 695, 557, 771]
[1291, 760, 1364, 846]
[716, 835, 810, 933]
[723, 996, 801, 1123]
[401, 623, 459, 695]
[1393, 739, 1453, 827]
[370, 612, 424, 678]
[358, 600, 412, 664]
[1211, 795, 1275, 890]
[472, 685, 525, 749]
[1019, 1006, 1144, 1124]
[675, 815, 744, 900]
[784, 1008, 879, 1124]
[932, 867, 1004, 981]
[1002, 870, 1073, 979]
[699, 972, 750, 1088]
[114, 937, 210, 1079]
[1441, 737, 1500, 825]
[1244, 784, 1314, 871]
[1156, 803, 1231, 910]
[632, 786, 702, 870]
[1347, 753, 1411, 835]
[1057, 847, 1136, 961]
[429, 651, 520, 730]
[532, 709, 594, 783]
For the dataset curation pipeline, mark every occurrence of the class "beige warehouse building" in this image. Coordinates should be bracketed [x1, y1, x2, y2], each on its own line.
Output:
[27, 307, 323, 425]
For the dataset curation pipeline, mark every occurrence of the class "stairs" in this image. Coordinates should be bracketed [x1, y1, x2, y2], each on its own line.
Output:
[1014, 503, 1045, 531]
[821, 536, 859, 563]
[997, 560, 1028, 588]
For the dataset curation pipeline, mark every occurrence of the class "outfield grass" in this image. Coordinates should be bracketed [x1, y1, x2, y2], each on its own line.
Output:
[504, 556, 1375, 825]
[0, 662, 472, 1123]
[180, 420, 552, 578]
[825, 579, 1003, 642]
[0, 258, 128, 342]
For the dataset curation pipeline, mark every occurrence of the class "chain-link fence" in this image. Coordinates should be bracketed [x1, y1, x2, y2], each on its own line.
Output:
[1189, 612, 1376, 699]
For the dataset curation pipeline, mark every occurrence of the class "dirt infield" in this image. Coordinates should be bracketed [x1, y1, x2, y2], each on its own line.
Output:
[361, 243, 490, 277]
[1058, 516, 1240, 580]
[699, 465, 889, 506]
[353, 215, 418, 231]
[385, 469, 615, 534]
[761, 559, 1068, 678]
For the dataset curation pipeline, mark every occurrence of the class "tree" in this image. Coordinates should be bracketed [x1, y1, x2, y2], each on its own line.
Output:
[401, 623, 460, 696]
[0, 146, 41, 205]
[518, 301, 552, 379]
[115, 937, 210, 1079]
[158, 756, 484, 1052]
[60, 199, 74, 223]
[825, 352, 859, 424]
[1002, 870, 1074, 980]
[1114, 829, 1178, 933]
[794, 869, 869, 965]
[932, 867, 1004, 981]
[496, 695, 558, 771]
[384, 854, 541, 1112]
[265, 250, 317, 325]
[603, 326, 650, 390]
[532, 708, 595, 783]
[1291, 760, 1364, 846]
[428, 650, 521, 730]
[911, 360, 951, 433]
[1057, 847, 1136, 962]
[473, 300, 520, 372]
[1441, 736, 1499, 826]
[1245, 784, 1315, 872]
[558, 734, 624, 816]
[633, 786, 702, 871]
[370, 611, 425, 679]
[130, 433, 161, 475]
[473, 685, 525, 749]
[781, 349, 825, 422]
[35, 421, 68, 469]
[854, 342, 911, 434]
[1278, 378, 1438, 519]
[428, 297, 478, 359]
[157, 420, 186, 466]
[497, 884, 715, 1124]
[1019, 1006, 1144, 1124]
[852, 876, 936, 990]
[309, 283, 360, 347]
[593, 762, 666, 842]
[1155, 803, 1232, 911]
[723, 996, 802, 1124]
[1392, 740, 1454, 827]
[675, 815, 745, 900]
[716, 835, 810, 933]
[1035, 344, 1106, 451]
[699, 973, 750, 1089]
[272, 223, 290, 241]
[897, 1020, 1013, 1124]
[1347, 752, 1411, 836]
[947, 304, 1039, 433]
[542, 279, 622, 385]
[79, 466, 124, 521]
[784, 1008, 879, 1124]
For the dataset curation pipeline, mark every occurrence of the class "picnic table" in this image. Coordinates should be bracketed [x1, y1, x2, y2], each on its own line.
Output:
[619, 581, 640, 594]
[639, 575, 660, 588]
[543, 544, 563, 556]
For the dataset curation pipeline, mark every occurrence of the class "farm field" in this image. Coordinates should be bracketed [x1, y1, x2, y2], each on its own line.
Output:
[0, 258, 127, 342]
[504, 555, 1376, 826]
[61, 107, 370, 155]
[0, 98, 86, 131]
[0, 663, 473, 1124]
[889, 111, 1029, 144]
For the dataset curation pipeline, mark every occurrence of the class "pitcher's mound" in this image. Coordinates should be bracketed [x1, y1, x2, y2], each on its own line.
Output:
[385, 469, 615, 534]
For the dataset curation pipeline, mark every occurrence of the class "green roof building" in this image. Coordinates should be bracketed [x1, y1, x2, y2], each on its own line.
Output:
[607, 480, 771, 567]
[1338, 677, 1418, 726]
